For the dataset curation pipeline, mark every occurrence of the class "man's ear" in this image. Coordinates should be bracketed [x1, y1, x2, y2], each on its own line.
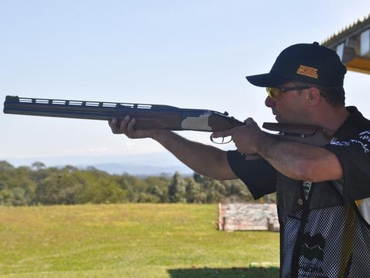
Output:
[305, 87, 321, 106]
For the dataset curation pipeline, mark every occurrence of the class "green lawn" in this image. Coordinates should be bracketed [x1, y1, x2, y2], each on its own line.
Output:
[0, 204, 279, 277]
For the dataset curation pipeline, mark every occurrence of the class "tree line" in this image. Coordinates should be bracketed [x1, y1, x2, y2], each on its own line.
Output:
[0, 160, 275, 206]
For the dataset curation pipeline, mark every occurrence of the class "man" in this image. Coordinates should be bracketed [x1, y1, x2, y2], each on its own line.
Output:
[109, 42, 370, 277]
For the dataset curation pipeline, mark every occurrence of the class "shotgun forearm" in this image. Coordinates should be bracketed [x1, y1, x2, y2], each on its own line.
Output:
[3, 96, 243, 132]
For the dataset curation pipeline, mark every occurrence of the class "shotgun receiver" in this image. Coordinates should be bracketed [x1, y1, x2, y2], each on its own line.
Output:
[3, 95, 330, 146]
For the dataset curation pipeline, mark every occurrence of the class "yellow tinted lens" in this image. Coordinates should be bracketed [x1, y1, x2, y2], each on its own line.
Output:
[266, 87, 281, 101]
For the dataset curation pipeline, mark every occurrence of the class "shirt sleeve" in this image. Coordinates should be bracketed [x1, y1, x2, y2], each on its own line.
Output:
[325, 136, 370, 203]
[227, 150, 277, 199]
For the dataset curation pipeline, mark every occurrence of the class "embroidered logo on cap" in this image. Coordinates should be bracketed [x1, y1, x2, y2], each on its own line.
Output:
[297, 65, 319, 79]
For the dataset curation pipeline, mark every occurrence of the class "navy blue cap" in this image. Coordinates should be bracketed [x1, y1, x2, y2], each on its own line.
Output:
[246, 42, 347, 87]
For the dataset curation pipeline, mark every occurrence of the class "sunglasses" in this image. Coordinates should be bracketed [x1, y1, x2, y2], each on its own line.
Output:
[266, 86, 311, 101]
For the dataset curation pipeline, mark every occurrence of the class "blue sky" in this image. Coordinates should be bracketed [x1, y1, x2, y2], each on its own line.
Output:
[2, 0, 370, 167]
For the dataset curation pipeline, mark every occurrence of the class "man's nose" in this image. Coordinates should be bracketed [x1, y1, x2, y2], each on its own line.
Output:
[265, 96, 275, 107]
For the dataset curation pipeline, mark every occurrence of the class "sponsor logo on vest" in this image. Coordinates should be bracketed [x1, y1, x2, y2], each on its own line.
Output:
[299, 264, 325, 275]
[300, 233, 325, 261]
[299, 233, 327, 276]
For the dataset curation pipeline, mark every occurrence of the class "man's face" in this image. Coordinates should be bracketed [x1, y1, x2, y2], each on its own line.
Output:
[264, 82, 310, 124]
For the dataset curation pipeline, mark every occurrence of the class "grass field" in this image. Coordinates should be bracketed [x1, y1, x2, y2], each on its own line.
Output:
[0, 204, 280, 277]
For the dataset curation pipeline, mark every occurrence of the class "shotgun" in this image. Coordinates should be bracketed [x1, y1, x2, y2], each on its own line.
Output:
[3, 95, 330, 146]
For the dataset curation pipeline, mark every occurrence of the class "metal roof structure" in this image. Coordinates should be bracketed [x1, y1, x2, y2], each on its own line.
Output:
[322, 14, 370, 74]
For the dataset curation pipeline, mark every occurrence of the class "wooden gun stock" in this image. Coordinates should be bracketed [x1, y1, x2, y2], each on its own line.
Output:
[243, 123, 331, 160]
[262, 122, 330, 147]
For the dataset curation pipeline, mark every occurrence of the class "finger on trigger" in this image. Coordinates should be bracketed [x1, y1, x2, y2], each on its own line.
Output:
[211, 130, 231, 139]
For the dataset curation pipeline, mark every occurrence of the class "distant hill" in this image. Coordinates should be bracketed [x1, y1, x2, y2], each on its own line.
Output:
[77, 162, 193, 176]
[4, 152, 194, 176]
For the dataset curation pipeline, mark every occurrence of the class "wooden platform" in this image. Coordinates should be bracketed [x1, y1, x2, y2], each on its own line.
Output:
[218, 203, 279, 232]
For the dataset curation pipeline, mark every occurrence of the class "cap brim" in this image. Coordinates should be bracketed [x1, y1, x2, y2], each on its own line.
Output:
[246, 73, 290, 87]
